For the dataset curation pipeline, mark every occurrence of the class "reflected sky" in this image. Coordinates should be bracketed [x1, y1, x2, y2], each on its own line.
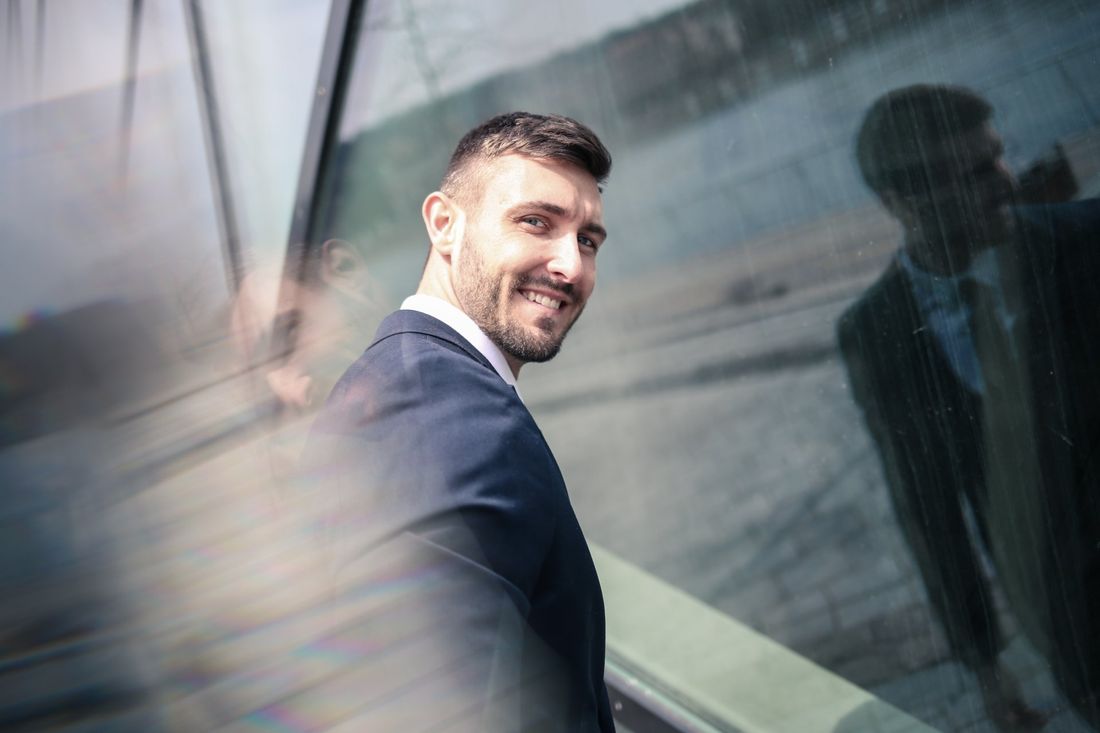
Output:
[342, 0, 695, 131]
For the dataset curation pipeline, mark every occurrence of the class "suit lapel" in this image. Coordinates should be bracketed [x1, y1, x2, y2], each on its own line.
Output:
[876, 264, 973, 407]
[870, 264, 986, 486]
[1010, 213, 1074, 450]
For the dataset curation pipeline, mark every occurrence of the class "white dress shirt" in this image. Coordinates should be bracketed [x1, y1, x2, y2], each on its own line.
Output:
[898, 246, 1017, 395]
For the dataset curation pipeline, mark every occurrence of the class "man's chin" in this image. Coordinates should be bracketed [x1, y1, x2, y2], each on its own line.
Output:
[517, 345, 562, 364]
[506, 337, 563, 364]
[496, 326, 565, 365]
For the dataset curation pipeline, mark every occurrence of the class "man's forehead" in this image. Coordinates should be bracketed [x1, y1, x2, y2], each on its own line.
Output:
[478, 154, 602, 206]
[483, 152, 593, 179]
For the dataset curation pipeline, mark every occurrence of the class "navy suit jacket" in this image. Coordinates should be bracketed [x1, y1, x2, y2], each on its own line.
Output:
[305, 309, 614, 731]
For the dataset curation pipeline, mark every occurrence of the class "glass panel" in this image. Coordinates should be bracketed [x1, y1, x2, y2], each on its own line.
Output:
[200, 0, 330, 267]
[308, 0, 1100, 730]
[0, 1, 225, 342]
[1, 5, 231, 729]
[0, 1, 233, 441]
[0, 3, 330, 729]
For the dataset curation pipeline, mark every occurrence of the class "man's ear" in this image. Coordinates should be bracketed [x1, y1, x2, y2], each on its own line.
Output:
[320, 238, 367, 292]
[422, 191, 464, 259]
[879, 189, 914, 226]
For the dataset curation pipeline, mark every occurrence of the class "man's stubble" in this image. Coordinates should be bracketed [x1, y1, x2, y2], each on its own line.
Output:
[454, 235, 583, 365]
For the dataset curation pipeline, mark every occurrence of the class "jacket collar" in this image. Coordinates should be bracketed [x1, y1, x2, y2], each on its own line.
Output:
[399, 295, 517, 387]
[371, 308, 497, 374]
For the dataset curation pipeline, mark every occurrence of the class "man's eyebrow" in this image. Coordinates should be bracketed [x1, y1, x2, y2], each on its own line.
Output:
[583, 221, 608, 241]
[512, 200, 569, 218]
[511, 200, 607, 240]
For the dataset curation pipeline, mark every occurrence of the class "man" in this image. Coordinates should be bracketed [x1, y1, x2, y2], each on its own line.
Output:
[838, 84, 1100, 730]
[305, 112, 614, 731]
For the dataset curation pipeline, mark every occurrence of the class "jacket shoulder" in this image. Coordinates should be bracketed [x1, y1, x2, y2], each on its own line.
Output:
[311, 328, 561, 597]
[837, 263, 910, 345]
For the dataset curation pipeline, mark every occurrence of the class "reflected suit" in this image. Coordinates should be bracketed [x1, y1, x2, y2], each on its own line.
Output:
[305, 309, 614, 732]
[838, 201, 1100, 716]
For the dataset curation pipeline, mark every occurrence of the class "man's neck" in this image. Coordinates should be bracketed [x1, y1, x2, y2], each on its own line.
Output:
[414, 280, 525, 379]
[903, 232, 987, 277]
[401, 293, 522, 384]
[902, 209, 1019, 276]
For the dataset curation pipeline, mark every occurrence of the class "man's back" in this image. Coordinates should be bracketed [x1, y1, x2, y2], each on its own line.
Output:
[307, 309, 613, 731]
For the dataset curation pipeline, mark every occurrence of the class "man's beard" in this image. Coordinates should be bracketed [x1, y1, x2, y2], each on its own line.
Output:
[455, 240, 582, 365]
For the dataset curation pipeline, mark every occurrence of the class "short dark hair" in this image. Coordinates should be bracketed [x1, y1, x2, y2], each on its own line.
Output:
[856, 84, 993, 197]
[441, 112, 612, 202]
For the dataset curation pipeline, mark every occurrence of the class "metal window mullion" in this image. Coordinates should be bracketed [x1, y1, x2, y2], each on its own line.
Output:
[182, 0, 244, 294]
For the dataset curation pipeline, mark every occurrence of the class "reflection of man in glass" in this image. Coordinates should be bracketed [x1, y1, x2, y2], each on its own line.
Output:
[838, 84, 1100, 730]
[229, 240, 389, 488]
[231, 239, 387, 412]
[305, 113, 614, 730]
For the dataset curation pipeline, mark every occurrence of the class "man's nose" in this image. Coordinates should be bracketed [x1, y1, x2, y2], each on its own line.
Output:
[547, 234, 583, 282]
[982, 160, 1018, 203]
[999, 160, 1020, 193]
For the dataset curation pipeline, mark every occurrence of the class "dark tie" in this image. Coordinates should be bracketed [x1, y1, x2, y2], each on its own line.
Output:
[961, 275, 1053, 656]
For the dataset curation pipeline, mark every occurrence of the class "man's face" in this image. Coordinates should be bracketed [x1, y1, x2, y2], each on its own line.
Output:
[898, 122, 1019, 258]
[452, 154, 605, 368]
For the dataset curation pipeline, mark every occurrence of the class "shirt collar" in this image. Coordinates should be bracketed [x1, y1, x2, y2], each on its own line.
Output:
[898, 246, 1004, 297]
[966, 247, 1002, 289]
[400, 294, 518, 388]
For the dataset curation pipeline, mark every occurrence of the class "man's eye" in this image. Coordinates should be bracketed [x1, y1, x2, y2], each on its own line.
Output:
[579, 234, 597, 250]
[522, 216, 546, 228]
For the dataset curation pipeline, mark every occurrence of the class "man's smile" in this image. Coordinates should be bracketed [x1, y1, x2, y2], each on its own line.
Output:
[519, 288, 566, 310]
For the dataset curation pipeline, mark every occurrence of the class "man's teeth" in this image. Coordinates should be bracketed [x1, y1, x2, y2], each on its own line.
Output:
[522, 291, 562, 309]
